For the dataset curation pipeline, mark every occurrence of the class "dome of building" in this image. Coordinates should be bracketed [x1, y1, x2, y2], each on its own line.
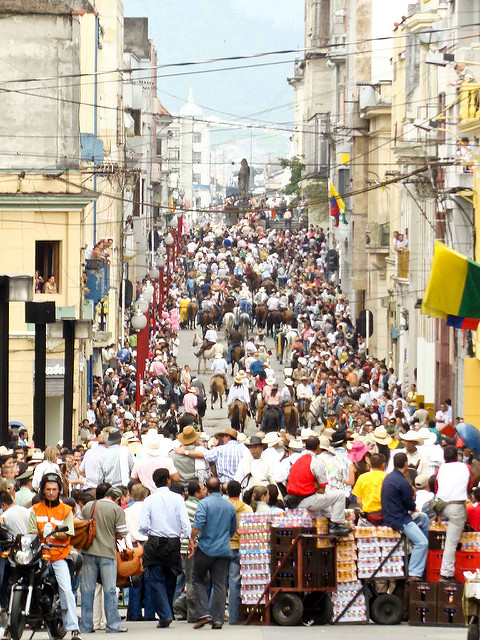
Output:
[179, 87, 203, 117]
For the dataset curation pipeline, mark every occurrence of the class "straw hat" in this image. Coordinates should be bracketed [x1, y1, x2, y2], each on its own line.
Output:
[287, 439, 304, 452]
[234, 373, 243, 384]
[217, 427, 238, 440]
[417, 426, 437, 446]
[318, 436, 334, 455]
[400, 431, 424, 444]
[284, 378, 294, 386]
[262, 432, 281, 447]
[266, 376, 276, 386]
[178, 425, 201, 446]
[144, 432, 166, 456]
[300, 427, 316, 440]
[373, 426, 392, 445]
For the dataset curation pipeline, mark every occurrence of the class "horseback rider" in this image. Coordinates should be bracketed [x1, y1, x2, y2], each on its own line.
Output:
[211, 353, 229, 390]
[254, 286, 267, 306]
[227, 374, 250, 408]
[237, 294, 252, 328]
[261, 380, 285, 430]
[194, 324, 217, 358]
[217, 294, 235, 330]
[227, 327, 243, 364]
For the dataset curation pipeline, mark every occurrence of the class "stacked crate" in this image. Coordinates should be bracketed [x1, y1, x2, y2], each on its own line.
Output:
[408, 582, 463, 626]
[238, 513, 271, 605]
[355, 527, 404, 579]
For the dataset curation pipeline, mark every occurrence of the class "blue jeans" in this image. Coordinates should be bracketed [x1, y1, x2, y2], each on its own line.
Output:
[80, 555, 122, 633]
[128, 572, 155, 620]
[173, 557, 186, 604]
[52, 559, 79, 632]
[402, 513, 429, 578]
[159, 375, 171, 398]
[228, 550, 241, 625]
[147, 565, 177, 624]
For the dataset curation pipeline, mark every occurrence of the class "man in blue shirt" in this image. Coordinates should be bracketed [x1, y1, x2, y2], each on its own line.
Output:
[139, 468, 191, 628]
[381, 452, 429, 580]
[188, 477, 237, 629]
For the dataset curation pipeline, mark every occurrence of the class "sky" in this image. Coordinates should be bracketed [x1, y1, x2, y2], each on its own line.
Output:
[124, 0, 305, 163]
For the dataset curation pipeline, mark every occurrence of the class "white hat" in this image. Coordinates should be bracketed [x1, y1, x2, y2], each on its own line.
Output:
[400, 430, 424, 444]
[144, 432, 166, 455]
[300, 427, 316, 440]
[298, 357, 307, 366]
[237, 433, 248, 444]
[417, 427, 437, 446]
[284, 378, 294, 386]
[124, 411, 134, 420]
[283, 368, 293, 378]
[262, 432, 281, 447]
[266, 376, 276, 386]
[287, 439, 304, 452]
[373, 426, 392, 445]
[318, 436, 334, 454]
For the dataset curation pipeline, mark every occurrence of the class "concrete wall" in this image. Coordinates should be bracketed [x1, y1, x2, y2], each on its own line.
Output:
[0, 13, 81, 170]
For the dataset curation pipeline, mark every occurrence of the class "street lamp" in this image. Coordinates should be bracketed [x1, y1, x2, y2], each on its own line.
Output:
[131, 307, 149, 424]
[131, 308, 147, 331]
[175, 209, 183, 260]
[47, 319, 93, 449]
[135, 294, 149, 314]
[157, 254, 167, 315]
[0, 275, 33, 446]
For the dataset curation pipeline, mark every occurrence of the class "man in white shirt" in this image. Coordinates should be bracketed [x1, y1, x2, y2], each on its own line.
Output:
[435, 445, 470, 582]
[435, 403, 450, 431]
[234, 437, 271, 491]
[80, 437, 108, 490]
[195, 325, 217, 358]
[0, 491, 29, 537]
[266, 294, 280, 311]
[227, 376, 250, 407]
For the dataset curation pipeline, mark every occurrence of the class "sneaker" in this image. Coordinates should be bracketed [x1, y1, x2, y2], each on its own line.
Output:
[439, 575, 462, 584]
[328, 523, 353, 537]
[72, 632, 82, 640]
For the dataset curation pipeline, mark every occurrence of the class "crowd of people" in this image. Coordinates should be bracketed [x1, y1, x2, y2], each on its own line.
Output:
[2, 215, 479, 634]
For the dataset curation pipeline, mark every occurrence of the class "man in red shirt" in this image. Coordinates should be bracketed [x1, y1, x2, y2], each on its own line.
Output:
[286, 436, 351, 536]
[467, 487, 480, 531]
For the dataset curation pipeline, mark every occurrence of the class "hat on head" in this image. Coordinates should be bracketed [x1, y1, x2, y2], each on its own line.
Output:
[283, 368, 293, 378]
[266, 376, 276, 386]
[417, 426, 436, 446]
[262, 432, 281, 447]
[318, 436, 334, 454]
[284, 378, 294, 386]
[106, 429, 122, 445]
[415, 474, 430, 489]
[287, 439, 304, 452]
[234, 373, 243, 384]
[0, 446, 13, 456]
[144, 432, 166, 455]
[298, 357, 307, 366]
[257, 329, 265, 336]
[122, 431, 139, 443]
[400, 430, 424, 444]
[218, 427, 238, 440]
[238, 370, 247, 379]
[237, 432, 247, 444]
[246, 436, 266, 448]
[300, 427, 316, 440]
[330, 430, 348, 447]
[15, 470, 33, 482]
[178, 425, 201, 446]
[187, 387, 199, 394]
[124, 411, 134, 420]
[347, 440, 372, 463]
[373, 426, 392, 445]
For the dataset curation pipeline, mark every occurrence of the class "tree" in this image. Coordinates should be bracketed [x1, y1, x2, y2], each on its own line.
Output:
[279, 156, 305, 198]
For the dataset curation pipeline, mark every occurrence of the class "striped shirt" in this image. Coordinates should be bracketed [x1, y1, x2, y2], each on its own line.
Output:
[203, 440, 244, 483]
[180, 496, 199, 555]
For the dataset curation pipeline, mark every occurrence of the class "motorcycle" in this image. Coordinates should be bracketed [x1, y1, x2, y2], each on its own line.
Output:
[6, 526, 82, 640]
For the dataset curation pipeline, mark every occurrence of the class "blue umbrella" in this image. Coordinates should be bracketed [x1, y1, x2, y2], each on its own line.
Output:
[456, 422, 480, 451]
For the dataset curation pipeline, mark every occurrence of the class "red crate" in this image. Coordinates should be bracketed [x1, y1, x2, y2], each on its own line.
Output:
[426, 549, 480, 583]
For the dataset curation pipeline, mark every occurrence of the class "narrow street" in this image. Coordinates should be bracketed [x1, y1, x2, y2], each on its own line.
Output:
[177, 327, 286, 436]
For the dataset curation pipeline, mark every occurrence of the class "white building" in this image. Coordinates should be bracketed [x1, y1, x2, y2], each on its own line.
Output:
[167, 89, 212, 220]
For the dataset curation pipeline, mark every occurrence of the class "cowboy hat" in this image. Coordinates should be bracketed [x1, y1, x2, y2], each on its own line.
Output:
[283, 368, 293, 377]
[122, 431, 139, 443]
[287, 439, 304, 452]
[238, 370, 247, 378]
[265, 376, 276, 386]
[187, 387, 199, 394]
[262, 432, 281, 447]
[257, 329, 266, 335]
[330, 430, 348, 446]
[233, 373, 243, 384]
[400, 431, 424, 444]
[318, 436, 334, 455]
[144, 432, 166, 456]
[284, 378, 294, 386]
[178, 425, 201, 446]
[217, 427, 238, 440]
[106, 429, 122, 445]
[237, 432, 247, 444]
[0, 446, 13, 456]
[298, 357, 307, 366]
[347, 440, 372, 463]
[300, 427, 316, 440]
[246, 436, 266, 448]
[373, 426, 392, 445]
[417, 426, 437, 446]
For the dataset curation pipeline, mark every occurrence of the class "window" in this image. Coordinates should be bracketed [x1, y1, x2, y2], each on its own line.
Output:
[172, 129, 180, 138]
[126, 109, 141, 136]
[36, 241, 60, 293]
[193, 151, 201, 164]
[193, 173, 201, 184]
[193, 132, 202, 144]
[156, 138, 162, 156]
[169, 147, 180, 161]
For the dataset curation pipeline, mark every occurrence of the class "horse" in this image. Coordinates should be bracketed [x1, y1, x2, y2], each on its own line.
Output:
[283, 402, 299, 436]
[262, 405, 282, 433]
[230, 345, 245, 376]
[283, 309, 295, 326]
[210, 375, 228, 409]
[246, 271, 261, 293]
[255, 304, 267, 329]
[211, 306, 221, 327]
[266, 310, 283, 337]
[237, 312, 251, 341]
[306, 394, 326, 429]
[199, 310, 212, 338]
[263, 279, 277, 295]
[192, 334, 226, 374]
[190, 378, 206, 428]
[187, 301, 198, 329]
[223, 312, 235, 338]
[229, 400, 248, 433]
[283, 329, 299, 363]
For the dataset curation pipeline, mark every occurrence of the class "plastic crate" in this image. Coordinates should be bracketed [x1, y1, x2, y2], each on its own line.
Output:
[409, 582, 437, 605]
[239, 604, 266, 625]
[437, 582, 462, 606]
[426, 550, 444, 583]
[428, 531, 446, 551]
[270, 527, 301, 550]
[436, 603, 464, 626]
[408, 602, 437, 625]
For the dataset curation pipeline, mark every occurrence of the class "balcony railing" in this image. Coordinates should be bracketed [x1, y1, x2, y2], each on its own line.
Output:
[396, 249, 409, 280]
[84, 259, 110, 304]
[459, 84, 480, 133]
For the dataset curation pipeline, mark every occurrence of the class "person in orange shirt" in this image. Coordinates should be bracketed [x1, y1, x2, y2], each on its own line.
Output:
[28, 473, 80, 639]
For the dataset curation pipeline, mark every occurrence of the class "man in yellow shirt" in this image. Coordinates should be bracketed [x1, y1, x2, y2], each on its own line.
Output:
[352, 453, 386, 525]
